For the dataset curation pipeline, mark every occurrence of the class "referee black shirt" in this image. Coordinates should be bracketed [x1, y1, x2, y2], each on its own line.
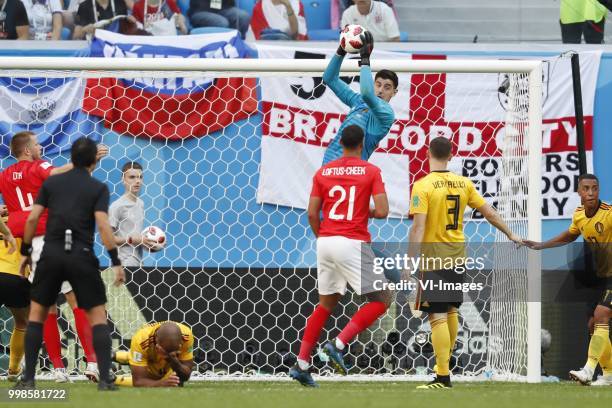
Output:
[35, 167, 110, 249]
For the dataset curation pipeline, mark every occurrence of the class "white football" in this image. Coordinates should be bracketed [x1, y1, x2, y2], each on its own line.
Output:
[340, 24, 367, 54]
[142, 226, 166, 252]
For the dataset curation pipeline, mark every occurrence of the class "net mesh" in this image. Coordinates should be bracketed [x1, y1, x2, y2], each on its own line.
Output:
[0, 66, 535, 380]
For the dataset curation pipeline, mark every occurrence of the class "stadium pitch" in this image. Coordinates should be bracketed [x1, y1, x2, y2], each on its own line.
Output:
[0, 381, 609, 408]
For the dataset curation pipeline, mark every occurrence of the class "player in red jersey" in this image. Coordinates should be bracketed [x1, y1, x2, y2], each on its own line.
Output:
[290, 125, 390, 387]
[0, 131, 107, 383]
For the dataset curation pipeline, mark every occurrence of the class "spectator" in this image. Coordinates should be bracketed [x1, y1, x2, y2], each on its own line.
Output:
[0, 0, 30, 39]
[132, 0, 187, 35]
[73, 0, 131, 39]
[62, 0, 85, 33]
[341, 0, 399, 42]
[248, 0, 307, 40]
[560, 0, 608, 43]
[188, 0, 250, 38]
[22, 0, 63, 40]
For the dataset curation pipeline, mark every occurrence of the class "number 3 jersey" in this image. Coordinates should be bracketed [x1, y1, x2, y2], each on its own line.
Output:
[410, 171, 486, 270]
[0, 160, 54, 237]
[310, 156, 386, 242]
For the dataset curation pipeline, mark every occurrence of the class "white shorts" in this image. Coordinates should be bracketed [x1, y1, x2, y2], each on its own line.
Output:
[27, 236, 73, 295]
[316, 236, 378, 296]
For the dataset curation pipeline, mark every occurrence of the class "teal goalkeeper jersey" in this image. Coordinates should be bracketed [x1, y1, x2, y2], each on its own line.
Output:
[321, 54, 395, 165]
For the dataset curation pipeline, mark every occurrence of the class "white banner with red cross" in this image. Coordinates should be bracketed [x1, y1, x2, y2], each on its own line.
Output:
[255, 45, 600, 219]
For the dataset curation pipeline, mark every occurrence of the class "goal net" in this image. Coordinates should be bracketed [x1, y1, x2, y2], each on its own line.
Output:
[0, 55, 542, 382]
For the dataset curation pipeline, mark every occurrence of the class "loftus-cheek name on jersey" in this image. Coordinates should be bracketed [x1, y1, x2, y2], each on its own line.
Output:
[321, 166, 366, 177]
[432, 180, 467, 189]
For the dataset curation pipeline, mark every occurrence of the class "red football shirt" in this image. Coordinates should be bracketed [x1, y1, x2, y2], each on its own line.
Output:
[0, 160, 54, 237]
[132, 0, 181, 25]
[310, 156, 386, 242]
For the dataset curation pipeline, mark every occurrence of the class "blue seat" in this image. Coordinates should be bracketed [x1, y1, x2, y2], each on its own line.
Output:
[61, 27, 72, 40]
[177, 0, 192, 30]
[303, 0, 331, 31]
[400, 31, 408, 42]
[190, 26, 235, 35]
[236, 0, 256, 13]
[308, 28, 339, 41]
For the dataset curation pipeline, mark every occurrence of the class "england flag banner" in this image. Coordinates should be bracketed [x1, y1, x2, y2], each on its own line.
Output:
[256, 45, 600, 219]
[83, 29, 258, 140]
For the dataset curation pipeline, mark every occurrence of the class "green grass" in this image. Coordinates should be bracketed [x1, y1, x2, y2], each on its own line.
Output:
[0, 380, 610, 408]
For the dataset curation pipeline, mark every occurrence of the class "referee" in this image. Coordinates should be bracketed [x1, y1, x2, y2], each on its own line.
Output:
[15, 137, 125, 391]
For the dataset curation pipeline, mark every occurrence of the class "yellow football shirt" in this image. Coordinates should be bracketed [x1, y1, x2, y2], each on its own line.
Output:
[409, 171, 486, 269]
[0, 236, 24, 277]
[129, 321, 194, 379]
[568, 201, 612, 278]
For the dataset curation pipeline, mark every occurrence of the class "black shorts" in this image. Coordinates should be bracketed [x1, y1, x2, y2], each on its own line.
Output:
[0, 272, 30, 308]
[31, 246, 106, 310]
[597, 278, 611, 310]
[415, 269, 464, 314]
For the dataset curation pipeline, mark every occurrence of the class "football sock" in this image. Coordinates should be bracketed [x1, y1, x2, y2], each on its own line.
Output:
[114, 375, 133, 387]
[24, 321, 44, 382]
[335, 338, 346, 351]
[337, 302, 387, 346]
[73, 308, 97, 363]
[114, 350, 130, 365]
[43, 313, 64, 369]
[431, 317, 451, 376]
[597, 330, 611, 375]
[447, 310, 459, 367]
[92, 324, 112, 383]
[586, 323, 609, 371]
[8, 327, 26, 373]
[297, 305, 332, 366]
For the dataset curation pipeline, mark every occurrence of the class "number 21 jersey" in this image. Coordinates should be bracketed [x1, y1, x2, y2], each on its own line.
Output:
[310, 156, 386, 242]
[0, 160, 54, 237]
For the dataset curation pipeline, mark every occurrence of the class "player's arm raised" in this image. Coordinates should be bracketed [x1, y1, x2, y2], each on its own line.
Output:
[322, 42, 360, 108]
[358, 33, 395, 125]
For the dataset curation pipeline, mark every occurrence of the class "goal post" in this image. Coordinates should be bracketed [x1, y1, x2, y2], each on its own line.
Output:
[0, 57, 542, 382]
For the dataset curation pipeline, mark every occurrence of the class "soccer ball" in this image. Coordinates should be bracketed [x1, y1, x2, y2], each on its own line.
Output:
[340, 24, 367, 54]
[142, 226, 166, 252]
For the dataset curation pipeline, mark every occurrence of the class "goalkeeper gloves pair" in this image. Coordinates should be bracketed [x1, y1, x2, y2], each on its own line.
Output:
[336, 31, 375, 67]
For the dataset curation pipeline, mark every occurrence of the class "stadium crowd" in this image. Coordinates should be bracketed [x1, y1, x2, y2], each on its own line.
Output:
[0, 0, 402, 41]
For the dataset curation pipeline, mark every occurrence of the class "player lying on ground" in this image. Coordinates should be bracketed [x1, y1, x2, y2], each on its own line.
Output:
[290, 125, 390, 387]
[407, 137, 522, 389]
[113, 321, 194, 387]
[0, 131, 108, 383]
[524, 173, 611, 386]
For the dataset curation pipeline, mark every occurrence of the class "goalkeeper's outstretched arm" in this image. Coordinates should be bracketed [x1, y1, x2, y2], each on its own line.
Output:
[322, 46, 360, 108]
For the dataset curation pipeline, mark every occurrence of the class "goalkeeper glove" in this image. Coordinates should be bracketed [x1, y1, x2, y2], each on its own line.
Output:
[359, 31, 374, 66]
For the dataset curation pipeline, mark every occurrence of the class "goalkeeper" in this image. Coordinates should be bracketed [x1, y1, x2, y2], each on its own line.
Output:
[113, 321, 194, 387]
[322, 31, 397, 165]
[322, 31, 400, 283]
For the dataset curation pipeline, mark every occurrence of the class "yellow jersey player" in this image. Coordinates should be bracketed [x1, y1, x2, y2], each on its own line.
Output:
[0, 211, 20, 380]
[408, 137, 521, 389]
[525, 173, 611, 386]
[113, 321, 194, 387]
